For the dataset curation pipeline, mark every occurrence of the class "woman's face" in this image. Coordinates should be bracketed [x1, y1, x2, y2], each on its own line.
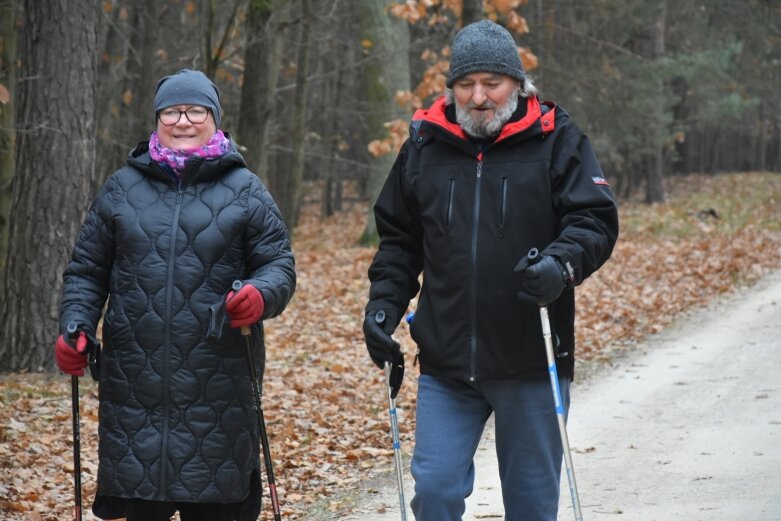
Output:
[156, 105, 217, 150]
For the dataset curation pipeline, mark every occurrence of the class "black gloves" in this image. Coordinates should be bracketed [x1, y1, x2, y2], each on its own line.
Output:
[514, 252, 571, 306]
[363, 309, 404, 398]
[364, 309, 401, 367]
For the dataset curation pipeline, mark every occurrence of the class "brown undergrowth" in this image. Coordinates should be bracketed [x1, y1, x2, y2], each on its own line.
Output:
[1, 172, 780, 520]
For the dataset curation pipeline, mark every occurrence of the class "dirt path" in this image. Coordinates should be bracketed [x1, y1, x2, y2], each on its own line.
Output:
[334, 268, 781, 521]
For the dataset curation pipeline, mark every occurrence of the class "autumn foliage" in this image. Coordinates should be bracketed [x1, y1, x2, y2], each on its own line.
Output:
[1, 173, 781, 520]
[369, 0, 538, 158]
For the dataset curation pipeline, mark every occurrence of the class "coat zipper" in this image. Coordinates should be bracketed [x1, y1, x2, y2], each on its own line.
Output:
[160, 186, 184, 493]
[469, 154, 483, 382]
[499, 177, 507, 237]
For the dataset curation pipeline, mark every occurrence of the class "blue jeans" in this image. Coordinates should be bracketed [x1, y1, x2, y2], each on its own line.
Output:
[410, 375, 570, 521]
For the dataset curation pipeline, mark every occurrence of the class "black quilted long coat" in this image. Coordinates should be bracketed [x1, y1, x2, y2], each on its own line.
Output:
[59, 141, 296, 505]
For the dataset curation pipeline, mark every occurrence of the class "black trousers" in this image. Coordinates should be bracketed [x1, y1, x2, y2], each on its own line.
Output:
[124, 499, 237, 521]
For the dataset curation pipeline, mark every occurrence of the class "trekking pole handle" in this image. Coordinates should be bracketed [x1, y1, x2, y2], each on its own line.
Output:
[231, 280, 251, 336]
[65, 321, 81, 351]
[527, 247, 541, 265]
[67, 321, 78, 336]
[66, 322, 88, 353]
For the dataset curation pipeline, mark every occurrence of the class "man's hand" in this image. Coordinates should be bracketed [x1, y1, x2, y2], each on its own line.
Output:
[363, 310, 403, 368]
[55, 333, 88, 376]
[514, 253, 570, 306]
[364, 309, 404, 398]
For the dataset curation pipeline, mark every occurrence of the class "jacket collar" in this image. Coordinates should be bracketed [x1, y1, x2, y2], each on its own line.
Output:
[412, 95, 554, 145]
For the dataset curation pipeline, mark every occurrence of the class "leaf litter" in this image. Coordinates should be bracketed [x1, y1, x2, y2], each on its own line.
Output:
[1, 172, 780, 520]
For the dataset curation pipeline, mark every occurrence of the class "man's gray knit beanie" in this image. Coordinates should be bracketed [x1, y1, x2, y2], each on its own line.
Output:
[446, 20, 525, 88]
[154, 69, 222, 127]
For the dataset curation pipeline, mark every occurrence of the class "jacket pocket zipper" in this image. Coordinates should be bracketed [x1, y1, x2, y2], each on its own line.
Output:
[446, 178, 455, 230]
[499, 177, 507, 237]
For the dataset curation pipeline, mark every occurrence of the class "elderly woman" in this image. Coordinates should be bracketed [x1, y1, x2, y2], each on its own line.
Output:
[55, 69, 296, 521]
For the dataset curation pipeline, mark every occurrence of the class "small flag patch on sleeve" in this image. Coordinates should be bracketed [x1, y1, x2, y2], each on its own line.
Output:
[592, 176, 610, 186]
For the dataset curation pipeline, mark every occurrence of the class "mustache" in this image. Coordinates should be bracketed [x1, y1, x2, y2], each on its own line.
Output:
[467, 101, 497, 110]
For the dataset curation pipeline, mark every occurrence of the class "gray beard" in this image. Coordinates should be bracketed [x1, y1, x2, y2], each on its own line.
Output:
[455, 93, 520, 139]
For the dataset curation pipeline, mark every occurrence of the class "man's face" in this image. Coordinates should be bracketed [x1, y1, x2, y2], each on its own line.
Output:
[452, 73, 520, 138]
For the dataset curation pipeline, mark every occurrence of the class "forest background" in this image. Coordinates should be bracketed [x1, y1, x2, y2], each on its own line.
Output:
[0, 0, 780, 520]
[0, 0, 780, 369]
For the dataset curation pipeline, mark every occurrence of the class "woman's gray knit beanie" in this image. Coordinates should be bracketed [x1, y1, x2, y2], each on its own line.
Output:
[446, 20, 525, 88]
[153, 69, 222, 127]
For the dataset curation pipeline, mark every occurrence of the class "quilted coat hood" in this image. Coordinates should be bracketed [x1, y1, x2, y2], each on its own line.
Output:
[60, 141, 296, 506]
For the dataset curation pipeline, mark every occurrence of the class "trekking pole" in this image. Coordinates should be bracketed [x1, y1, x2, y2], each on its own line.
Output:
[375, 310, 407, 521]
[232, 280, 282, 521]
[526, 249, 584, 521]
[66, 322, 84, 521]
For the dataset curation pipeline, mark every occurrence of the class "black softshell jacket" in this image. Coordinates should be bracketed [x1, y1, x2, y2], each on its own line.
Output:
[59, 142, 295, 503]
[367, 96, 618, 382]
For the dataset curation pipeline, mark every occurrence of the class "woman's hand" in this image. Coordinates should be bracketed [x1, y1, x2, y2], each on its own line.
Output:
[225, 284, 265, 328]
[54, 333, 88, 376]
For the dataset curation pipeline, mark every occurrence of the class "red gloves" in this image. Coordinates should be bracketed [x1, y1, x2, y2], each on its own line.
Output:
[55, 332, 88, 376]
[225, 284, 265, 328]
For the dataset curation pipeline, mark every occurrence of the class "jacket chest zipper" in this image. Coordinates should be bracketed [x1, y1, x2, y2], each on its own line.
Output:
[499, 177, 507, 237]
[469, 155, 483, 382]
[160, 187, 184, 492]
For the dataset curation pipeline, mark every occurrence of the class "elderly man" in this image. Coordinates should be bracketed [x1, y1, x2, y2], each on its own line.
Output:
[363, 19, 619, 521]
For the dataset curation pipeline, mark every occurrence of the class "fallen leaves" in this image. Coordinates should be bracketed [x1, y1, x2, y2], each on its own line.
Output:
[575, 173, 781, 358]
[1, 172, 780, 520]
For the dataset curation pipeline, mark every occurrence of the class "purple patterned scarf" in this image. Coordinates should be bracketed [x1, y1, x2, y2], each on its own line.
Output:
[148, 130, 232, 175]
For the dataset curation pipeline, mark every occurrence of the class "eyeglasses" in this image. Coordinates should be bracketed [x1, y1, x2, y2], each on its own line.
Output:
[158, 106, 210, 126]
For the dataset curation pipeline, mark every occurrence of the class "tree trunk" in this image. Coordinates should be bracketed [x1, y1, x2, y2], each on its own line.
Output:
[461, 0, 483, 26]
[771, 118, 781, 172]
[757, 105, 768, 171]
[320, 66, 339, 219]
[0, 0, 17, 274]
[645, 0, 666, 204]
[126, 0, 160, 148]
[319, 12, 348, 220]
[358, 0, 410, 244]
[94, 0, 163, 187]
[237, 0, 283, 186]
[535, 0, 549, 83]
[94, 2, 130, 186]
[282, 0, 311, 230]
[0, 0, 99, 372]
[202, 0, 243, 79]
[202, 0, 217, 76]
